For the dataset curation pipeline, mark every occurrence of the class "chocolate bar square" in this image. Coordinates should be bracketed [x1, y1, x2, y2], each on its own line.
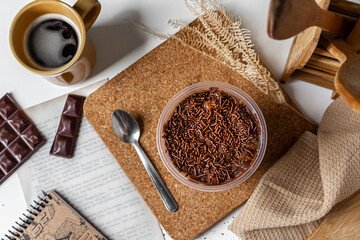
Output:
[63, 95, 83, 117]
[9, 138, 31, 161]
[0, 123, 17, 145]
[51, 135, 73, 157]
[0, 95, 17, 118]
[58, 116, 77, 137]
[22, 126, 43, 148]
[0, 151, 18, 173]
[9, 111, 31, 133]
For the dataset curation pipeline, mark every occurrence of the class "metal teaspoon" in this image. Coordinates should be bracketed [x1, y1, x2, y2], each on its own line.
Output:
[111, 110, 178, 212]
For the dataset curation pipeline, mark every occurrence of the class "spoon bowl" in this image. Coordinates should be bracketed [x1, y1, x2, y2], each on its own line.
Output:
[111, 110, 140, 144]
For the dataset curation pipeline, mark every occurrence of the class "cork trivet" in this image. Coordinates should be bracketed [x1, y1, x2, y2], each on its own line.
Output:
[83, 36, 317, 240]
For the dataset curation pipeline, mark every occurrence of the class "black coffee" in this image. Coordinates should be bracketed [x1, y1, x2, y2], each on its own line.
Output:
[27, 19, 78, 69]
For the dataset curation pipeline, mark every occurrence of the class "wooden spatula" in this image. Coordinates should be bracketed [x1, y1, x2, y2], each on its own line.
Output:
[267, 0, 346, 40]
[320, 32, 360, 113]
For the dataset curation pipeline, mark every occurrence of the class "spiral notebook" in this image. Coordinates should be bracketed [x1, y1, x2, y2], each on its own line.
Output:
[3, 190, 107, 240]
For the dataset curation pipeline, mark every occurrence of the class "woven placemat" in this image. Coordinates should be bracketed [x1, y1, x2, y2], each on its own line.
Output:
[83, 36, 316, 240]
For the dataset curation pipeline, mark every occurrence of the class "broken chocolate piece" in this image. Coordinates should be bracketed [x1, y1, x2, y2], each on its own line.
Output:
[49, 94, 85, 158]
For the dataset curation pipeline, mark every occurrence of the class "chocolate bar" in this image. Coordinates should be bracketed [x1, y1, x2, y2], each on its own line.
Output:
[0, 93, 45, 184]
[50, 94, 85, 158]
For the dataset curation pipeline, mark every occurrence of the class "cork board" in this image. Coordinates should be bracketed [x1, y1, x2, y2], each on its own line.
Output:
[83, 37, 317, 240]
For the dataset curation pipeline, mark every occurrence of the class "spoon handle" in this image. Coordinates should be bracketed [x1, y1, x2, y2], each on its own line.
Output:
[132, 141, 178, 212]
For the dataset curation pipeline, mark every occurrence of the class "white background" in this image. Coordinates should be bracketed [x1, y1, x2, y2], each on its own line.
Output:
[0, 0, 333, 239]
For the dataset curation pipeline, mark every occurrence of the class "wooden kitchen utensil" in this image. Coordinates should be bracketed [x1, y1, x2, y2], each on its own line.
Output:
[329, 0, 360, 19]
[279, 0, 331, 83]
[320, 32, 360, 112]
[268, 0, 360, 110]
[278, 0, 359, 83]
[346, 19, 360, 51]
[267, 0, 346, 40]
[307, 190, 360, 240]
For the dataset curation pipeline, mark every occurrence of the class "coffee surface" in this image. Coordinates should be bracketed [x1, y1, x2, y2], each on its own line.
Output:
[27, 19, 78, 69]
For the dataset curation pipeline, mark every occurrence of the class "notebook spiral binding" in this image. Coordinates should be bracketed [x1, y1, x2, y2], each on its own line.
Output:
[2, 191, 52, 240]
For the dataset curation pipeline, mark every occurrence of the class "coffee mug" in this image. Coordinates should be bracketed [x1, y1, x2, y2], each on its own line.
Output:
[9, 0, 101, 86]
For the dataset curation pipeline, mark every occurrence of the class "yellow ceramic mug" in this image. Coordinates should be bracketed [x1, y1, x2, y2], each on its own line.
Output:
[9, 0, 101, 86]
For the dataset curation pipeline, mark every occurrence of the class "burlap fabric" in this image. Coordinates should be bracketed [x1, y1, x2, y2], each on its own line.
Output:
[228, 98, 360, 239]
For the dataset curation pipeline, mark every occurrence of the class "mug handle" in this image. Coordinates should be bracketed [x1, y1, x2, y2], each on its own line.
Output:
[73, 0, 101, 31]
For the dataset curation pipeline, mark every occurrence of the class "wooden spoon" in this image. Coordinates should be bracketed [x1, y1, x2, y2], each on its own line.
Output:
[267, 0, 346, 40]
[346, 19, 360, 52]
[320, 32, 360, 113]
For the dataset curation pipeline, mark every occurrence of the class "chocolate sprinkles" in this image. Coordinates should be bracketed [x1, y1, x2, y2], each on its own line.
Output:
[163, 88, 260, 185]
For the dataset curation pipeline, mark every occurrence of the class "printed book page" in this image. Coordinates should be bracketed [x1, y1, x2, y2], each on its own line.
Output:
[17, 80, 164, 240]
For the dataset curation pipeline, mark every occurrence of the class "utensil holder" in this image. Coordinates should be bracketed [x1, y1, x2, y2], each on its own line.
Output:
[273, 0, 360, 107]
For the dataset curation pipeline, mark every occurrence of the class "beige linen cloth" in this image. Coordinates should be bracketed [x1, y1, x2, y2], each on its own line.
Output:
[229, 98, 360, 239]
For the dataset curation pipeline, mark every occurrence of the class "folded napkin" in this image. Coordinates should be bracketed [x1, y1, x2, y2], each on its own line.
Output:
[228, 98, 360, 239]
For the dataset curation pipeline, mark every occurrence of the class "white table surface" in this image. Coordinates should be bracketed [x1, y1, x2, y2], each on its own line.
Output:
[0, 0, 333, 239]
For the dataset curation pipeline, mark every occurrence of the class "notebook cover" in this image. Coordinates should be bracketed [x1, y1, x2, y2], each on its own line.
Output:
[10, 191, 107, 240]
